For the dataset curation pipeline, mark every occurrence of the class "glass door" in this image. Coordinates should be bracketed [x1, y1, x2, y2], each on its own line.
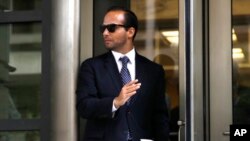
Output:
[210, 0, 250, 140]
[90, 0, 202, 141]
[83, 0, 250, 141]
[91, 1, 202, 141]
[131, 1, 179, 141]
[91, 0, 180, 141]
[232, 0, 250, 125]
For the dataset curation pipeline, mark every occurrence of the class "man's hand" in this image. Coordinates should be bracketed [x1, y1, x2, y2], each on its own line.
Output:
[113, 79, 141, 108]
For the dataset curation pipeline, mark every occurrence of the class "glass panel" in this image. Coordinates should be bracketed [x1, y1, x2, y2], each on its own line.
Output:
[0, 23, 41, 119]
[232, 0, 250, 124]
[0, 131, 40, 141]
[0, 0, 42, 12]
[131, 0, 179, 140]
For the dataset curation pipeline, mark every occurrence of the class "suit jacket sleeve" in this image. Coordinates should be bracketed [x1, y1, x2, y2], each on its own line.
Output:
[76, 59, 114, 119]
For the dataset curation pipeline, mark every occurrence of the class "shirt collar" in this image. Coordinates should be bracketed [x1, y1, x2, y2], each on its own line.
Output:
[112, 48, 136, 64]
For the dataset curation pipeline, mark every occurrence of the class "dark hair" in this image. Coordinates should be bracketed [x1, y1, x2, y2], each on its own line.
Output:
[106, 6, 138, 40]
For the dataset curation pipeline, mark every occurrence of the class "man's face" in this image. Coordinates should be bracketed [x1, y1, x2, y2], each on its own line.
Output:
[102, 11, 129, 52]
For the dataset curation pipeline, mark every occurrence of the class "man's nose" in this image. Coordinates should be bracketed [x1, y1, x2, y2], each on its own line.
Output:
[103, 28, 109, 35]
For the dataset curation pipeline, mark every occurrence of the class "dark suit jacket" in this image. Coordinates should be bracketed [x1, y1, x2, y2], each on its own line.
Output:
[76, 51, 169, 141]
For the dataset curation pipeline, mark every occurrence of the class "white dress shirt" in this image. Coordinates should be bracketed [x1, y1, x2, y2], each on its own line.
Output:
[111, 48, 136, 112]
[111, 48, 136, 80]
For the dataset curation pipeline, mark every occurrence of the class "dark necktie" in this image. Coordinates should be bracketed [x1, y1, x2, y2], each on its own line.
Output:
[119, 56, 133, 141]
[119, 56, 131, 85]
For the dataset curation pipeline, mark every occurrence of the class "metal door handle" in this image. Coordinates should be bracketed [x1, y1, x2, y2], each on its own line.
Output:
[223, 131, 230, 136]
[177, 120, 186, 126]
[177, 120, 186, 141]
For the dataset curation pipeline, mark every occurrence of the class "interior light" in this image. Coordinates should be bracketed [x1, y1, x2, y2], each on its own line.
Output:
[233, 48, 243, 53]
[233, 48, 244, 59]
[232, 34, 237, 42]
[233, 53, 245, 59]
[166, 36, 179, 44]
[232, 28, 237, 42]
[161, 30, 179, 45]
[162, 31, 179, 37]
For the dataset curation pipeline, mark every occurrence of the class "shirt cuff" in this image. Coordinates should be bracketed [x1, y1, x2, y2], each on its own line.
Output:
[112, 100, 118, 112]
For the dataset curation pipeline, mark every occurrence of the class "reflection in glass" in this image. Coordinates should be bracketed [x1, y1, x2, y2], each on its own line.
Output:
[0, 0, 42, 11]
[0, 131, 40, 141]
[0, 23, 41, 119]
[232, 0, 250, 124]
[131, 0, 179, 140]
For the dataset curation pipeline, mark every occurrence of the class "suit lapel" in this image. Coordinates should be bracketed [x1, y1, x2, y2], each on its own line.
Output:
[129, 53, 146, 106]
[104, 51, 123, 93]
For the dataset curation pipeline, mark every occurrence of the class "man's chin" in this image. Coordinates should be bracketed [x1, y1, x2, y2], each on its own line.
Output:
[105, 46, 114, 50]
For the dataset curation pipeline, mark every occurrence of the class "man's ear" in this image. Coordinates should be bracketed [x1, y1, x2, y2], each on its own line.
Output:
[127, 27, 135, 39]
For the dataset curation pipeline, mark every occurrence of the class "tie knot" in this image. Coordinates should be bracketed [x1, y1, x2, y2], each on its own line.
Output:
[119, 56, 130, 65]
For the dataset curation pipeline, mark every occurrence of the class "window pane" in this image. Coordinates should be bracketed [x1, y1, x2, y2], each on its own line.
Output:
[0, 23, 41, 119]
[0, 131, 40, 141]
[131, 0, 179, 140]
[0, 0, 42, 11]
[232, 0, 250, 124]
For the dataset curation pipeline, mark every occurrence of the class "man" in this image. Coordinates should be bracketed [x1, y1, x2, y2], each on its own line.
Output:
[76, 6, 169, 141]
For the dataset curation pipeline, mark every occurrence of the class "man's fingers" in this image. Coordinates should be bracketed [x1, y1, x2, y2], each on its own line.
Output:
[127, 91, 137, 97]
[126, 83, 141, 92]
[125, 79, 139, 86]
[125, 83, 141, 100]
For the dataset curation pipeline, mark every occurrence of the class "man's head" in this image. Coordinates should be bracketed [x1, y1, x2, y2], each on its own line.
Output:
[105, 6, 138, 39]
[100, 6, 138, 53]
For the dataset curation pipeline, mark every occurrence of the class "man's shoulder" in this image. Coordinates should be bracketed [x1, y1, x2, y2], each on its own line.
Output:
[137, 54, 163, 69]
[82, 52, 111, 63]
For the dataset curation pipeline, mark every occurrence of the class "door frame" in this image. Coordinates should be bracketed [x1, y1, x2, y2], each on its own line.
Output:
[209, 0, 232, 140]
[179, 0, 205, 140]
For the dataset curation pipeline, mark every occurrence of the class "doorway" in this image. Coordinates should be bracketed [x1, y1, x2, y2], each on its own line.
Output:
[79, 0, 250, 141]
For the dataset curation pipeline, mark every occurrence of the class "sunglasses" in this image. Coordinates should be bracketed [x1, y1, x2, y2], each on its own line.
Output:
[99, 24, 127, 33]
